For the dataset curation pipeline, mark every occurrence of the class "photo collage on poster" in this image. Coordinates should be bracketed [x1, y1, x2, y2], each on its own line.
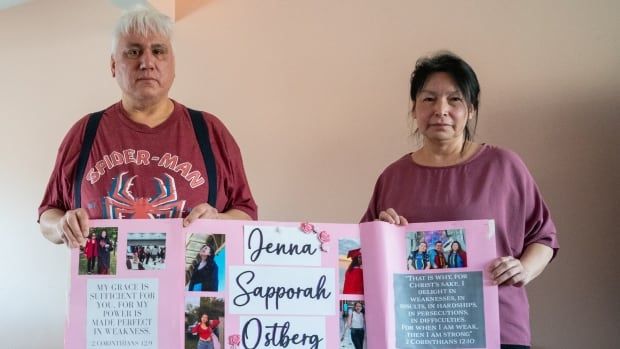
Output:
[77, 226, 225, 349]
[339, 238, 366, 349]
[78, 228, 168, 275]
[184, 233, 226, 349]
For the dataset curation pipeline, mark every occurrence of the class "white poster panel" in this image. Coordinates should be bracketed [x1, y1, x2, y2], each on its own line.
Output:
[229, 266, 335, 315]
[239, 316, 326, 349]
[86, 279, 158, 349]
[244, 225, 322, 266]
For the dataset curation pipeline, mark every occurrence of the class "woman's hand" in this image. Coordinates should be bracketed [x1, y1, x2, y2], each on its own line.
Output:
[378, 208, 409, 225]
[488, 256, 530, 287]
[489, 243, 554, 287]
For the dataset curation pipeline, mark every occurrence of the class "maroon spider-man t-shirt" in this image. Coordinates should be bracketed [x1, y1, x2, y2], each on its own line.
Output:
[39, 100, 257, 220]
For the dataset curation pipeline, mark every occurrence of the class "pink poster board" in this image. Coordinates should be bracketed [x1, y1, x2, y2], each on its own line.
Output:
[360, 220, 500, 349]
[66, 219, 499, 349]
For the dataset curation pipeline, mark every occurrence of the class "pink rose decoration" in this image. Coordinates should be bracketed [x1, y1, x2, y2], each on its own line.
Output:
[229, 334, 241, 346]
[300, 222, 315, 234]
[318, 231, 331, 243]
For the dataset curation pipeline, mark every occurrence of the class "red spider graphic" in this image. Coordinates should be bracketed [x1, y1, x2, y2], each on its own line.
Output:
[104, 172, 185, 219]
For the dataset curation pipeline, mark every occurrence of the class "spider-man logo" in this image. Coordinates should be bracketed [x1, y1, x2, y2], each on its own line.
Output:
[104, 172, 185, 219]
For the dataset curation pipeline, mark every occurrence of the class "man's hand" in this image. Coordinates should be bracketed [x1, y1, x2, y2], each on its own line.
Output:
[58, 209, 90, 248]
[183, 203, 219, 227]
[183, 204, 252, 227]
[40, 208, 90, 248]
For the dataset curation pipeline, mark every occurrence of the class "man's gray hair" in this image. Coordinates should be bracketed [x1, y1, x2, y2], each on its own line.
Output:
[111, 4, 174, 54]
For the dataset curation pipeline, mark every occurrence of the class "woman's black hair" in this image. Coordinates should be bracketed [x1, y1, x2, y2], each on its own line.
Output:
[410, 51, 481, 145]
[451, 241, 462, 251]
[196, 239, 216, 265]
[185, 236, 218, 284]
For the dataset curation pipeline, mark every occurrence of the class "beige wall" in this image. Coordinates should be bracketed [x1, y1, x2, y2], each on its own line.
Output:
[1, 0, 618, 348]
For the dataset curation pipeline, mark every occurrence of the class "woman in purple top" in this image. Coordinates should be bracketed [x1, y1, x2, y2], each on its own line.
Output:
[361, 51, 559, 349]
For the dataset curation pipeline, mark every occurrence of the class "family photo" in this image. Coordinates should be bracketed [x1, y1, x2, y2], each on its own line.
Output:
[405, 229, 468, 271]
[13, 0, 610, 347]
[78, 227, 118, 275]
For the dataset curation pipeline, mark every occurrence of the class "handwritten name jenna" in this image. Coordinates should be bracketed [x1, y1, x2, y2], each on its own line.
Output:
[247, 227, 318, 263]
[233, 271, 332, 310]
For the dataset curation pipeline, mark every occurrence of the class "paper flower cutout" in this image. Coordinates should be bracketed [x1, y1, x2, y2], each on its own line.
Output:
[318, 231, 330, 243]
[300, 222, 315, 234]
[228, 334, 240, 348]
[299, 222, 330, 253]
